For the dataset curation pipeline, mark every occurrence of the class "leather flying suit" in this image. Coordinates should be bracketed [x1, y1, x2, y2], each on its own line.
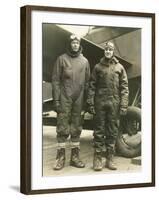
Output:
[52, 50, 90, 143]
[87, 56, 129, 152]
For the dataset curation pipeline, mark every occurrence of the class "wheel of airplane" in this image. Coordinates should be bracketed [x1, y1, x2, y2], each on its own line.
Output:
[116, 106, 141, 158]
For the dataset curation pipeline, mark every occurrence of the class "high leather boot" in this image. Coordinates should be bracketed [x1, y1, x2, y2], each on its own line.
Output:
[105, 147, 117, 170]
[70, 147, 85, 168]
[93, 151, 103, 171]
[53, 148, 65, 170]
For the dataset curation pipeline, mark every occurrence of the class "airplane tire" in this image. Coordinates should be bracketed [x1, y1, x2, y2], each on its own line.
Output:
[116, 106, 141, 158]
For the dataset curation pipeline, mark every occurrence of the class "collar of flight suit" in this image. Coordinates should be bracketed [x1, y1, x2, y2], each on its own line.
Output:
[66, 45, 83, 58]
[100, 56, 119, 66]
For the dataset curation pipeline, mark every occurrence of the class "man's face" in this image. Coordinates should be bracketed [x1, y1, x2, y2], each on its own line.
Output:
[70, 40, 80, 52]
[104, 46, 114, 59]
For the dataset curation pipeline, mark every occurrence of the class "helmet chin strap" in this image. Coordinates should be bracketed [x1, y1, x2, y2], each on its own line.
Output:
[104, 54, 114, 60]
[67, 45, 82, 57]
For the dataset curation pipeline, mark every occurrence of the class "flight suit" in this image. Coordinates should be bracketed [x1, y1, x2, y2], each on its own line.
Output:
[52, 52, 90, 144]
[87, 56, 129, 153]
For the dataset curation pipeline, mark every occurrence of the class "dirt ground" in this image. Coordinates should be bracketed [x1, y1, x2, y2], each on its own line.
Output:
[42, 126, 141, 177]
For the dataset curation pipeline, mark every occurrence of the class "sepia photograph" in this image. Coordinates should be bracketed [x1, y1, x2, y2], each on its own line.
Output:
[20, 6, 155, 194]
[42, 24, 142, 176]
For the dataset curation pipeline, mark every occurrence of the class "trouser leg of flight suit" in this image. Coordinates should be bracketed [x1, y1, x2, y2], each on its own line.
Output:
[56, 91, 84, 143]
[105, 100, 119, 151]
[70, 90, 84, 143]
[93, 102, 106, 152]
[56, 92, 72, 143]
[104, 101, 119, 170]
[93, 98, 119, 153]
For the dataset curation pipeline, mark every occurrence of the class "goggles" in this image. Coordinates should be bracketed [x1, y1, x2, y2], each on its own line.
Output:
[104, 42, 115, 50]
[70, 34, 81, 42]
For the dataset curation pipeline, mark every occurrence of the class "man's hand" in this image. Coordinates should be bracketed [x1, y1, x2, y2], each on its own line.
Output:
[53, 100, 61, 113]
[120, 107, 127, 116]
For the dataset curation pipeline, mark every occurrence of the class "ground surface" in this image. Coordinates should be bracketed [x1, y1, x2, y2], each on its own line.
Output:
[43, 126, 141, 177]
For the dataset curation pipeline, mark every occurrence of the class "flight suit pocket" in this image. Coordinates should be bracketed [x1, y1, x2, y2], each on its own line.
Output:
[63, 68, 72, 79]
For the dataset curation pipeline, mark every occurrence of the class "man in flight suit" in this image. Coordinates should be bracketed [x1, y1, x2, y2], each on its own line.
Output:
[52, 34, 90, 170]
[87, 41, 129, 171]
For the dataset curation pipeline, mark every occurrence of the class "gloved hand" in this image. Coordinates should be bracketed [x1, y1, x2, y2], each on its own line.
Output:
[120, 107, 127, 116]
[53, 100, 61, 113]
[88, 105, 96, 115]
